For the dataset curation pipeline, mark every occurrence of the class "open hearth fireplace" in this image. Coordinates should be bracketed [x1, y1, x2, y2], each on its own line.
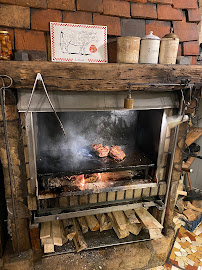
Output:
[0, 64, 201, 269]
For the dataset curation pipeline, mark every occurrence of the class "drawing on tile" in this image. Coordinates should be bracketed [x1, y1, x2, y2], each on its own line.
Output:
[50, 22, 108, 63]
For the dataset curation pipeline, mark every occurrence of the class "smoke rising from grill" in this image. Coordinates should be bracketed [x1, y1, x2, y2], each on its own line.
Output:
[35, 110, 141, 175]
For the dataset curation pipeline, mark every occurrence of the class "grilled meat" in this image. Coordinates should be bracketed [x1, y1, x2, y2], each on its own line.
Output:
[109, 145, 126, 161]
[92, 144, 110, 158]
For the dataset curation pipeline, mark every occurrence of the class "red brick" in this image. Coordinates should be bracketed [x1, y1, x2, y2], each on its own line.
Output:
[93, 14, 120, 36]
[131, 3, 157, 19]
[157, 5, 183, 21]
[63, 11, 92, 25]
[15, 29, 47, 51]
[77, 0, 103, 13]
[173, 0, 198, 9]
[103, 0, 130, 18]
[31, 9, 62, 31]
[0, 27, 14, 48]
[48, 0, 75, 11]
[173, 21, 199, 42]
[177, 43, 182, 56]
[148, 0, 172, 4]
[192, 56, 198, 65]
[188, 9, 201, 22]
[0, 4, 30, 28]
[183, 41, 199, 55]
[16, 0, 47, 8]
[146, 20, 171, 38]
[122, 0, 147, 3]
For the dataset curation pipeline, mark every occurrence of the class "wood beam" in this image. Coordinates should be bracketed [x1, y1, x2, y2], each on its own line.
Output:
[1, 61, 201, 92]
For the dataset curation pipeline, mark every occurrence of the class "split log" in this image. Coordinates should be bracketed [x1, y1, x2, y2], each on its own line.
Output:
[108, 213, 129, 239]
[184, 201, 202, 213]
[40, 221, 51, 239]
[63, 219, 76, 240]
[183, 209, 201, 221]
[52, 220, 63, 246]
[112, 211, 128, 230]
[149, 228, 162, 240]
[135, 208, 163, 239]
[77, 217, 88, 234]
[73, 219, 87, 252]
[96, 214, 112, 231]
[42, 229, 54, 253]
[85, 215, 100, 231]
[135, 208, 163, 229]
[124, 209, 140, 224]
[128, 223, 142, 236]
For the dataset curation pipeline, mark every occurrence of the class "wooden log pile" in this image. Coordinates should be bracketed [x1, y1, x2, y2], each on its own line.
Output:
[40, 208, 163, 253]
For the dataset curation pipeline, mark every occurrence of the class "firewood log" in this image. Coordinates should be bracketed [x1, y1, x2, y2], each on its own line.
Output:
[73, 219, 87, 252]
[124, 209, 140, 224]
[112, 211, 128, 230]
[108, 213, 129, 239]
[77, 217, 88, 234]
[63, 219, 76, 240]
[85, 215, 100, 231]
[96, 213, 112, 231]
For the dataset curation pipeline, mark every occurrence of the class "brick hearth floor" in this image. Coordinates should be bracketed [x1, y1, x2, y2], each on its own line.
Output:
[150, 223, 202, 270]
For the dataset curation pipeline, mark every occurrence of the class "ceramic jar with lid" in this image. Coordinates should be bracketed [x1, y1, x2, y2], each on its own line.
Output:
[139, 31, 160, 64]
[159, 28, 179, 65]
[117, 36, 141, 63]
[0, 31, 12, 60]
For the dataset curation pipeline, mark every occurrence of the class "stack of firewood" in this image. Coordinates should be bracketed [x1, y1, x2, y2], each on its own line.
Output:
[40, 208, 163, 253]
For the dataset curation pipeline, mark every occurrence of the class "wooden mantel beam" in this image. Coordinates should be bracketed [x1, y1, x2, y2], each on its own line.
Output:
[0, 61, 201, 92]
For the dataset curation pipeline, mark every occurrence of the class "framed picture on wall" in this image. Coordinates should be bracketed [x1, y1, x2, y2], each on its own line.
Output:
[50, 22, 108, 63]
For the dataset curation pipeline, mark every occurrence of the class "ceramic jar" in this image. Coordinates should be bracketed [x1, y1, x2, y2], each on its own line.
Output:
[139, 31, 160, 64]
[117, 36, 141, 63]
[159, 28, 179, 65]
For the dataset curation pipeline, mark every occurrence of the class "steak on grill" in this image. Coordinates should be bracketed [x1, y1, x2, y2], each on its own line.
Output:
[109, 145, 126, 161]
[92, 144, 110, 157]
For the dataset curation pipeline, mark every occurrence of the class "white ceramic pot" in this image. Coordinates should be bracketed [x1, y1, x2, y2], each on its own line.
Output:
[140, 31, 160, 64]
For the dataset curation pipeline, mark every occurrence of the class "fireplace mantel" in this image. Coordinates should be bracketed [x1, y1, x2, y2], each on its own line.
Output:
[1, 61, 202, 92]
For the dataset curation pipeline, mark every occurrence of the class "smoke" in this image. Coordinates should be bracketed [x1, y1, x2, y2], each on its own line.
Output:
[35, 110, 138, 174]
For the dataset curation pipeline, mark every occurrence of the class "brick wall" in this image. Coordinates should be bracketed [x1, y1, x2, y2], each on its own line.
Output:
[0, 0, 201, 63]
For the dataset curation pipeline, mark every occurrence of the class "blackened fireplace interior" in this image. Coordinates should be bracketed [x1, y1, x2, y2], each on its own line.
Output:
[36, 110, 162, 191]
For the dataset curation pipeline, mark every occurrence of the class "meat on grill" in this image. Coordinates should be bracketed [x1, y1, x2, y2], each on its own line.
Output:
[92, 144, 109, 157]
[109, 145, 126, 161]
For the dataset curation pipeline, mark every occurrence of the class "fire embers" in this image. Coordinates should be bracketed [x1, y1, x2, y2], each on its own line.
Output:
[92, 144, 126, 161]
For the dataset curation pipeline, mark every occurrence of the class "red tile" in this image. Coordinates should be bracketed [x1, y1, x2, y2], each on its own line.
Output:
[185, 265, 198, 270]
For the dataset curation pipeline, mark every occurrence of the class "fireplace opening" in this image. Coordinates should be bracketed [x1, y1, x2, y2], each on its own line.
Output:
[34, 109, 163, 196]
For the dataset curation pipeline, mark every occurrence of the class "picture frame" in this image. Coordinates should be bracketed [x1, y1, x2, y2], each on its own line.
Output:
[50, 22, 108, 63]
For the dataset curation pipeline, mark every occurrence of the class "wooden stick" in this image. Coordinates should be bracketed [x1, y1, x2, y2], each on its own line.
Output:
[187, 172, 193, 190]
[112, 211, 128, 230]
[85, 215, 100, 231]
[63, 219, 76, 240]
[108, 213, 129, 239]
[96, 214, 112, 231]
[135, 208, 163, 229]
[124, 209, 140, 224]
[73, 219, 87, 252]
[149, 228, 162, 240]
[128, 223, 142, 236]
[52, 220, 63, 246]
[77, 217, 88, 234]
[40, 221, 51, 239]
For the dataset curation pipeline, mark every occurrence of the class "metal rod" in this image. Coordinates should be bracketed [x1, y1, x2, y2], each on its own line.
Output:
[0, 75, 20, 254]
[161, 94, 184, 225]
[34, 200, 163, 223]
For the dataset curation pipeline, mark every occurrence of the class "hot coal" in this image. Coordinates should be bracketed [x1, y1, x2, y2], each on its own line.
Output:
[109, 145, 126, 161]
